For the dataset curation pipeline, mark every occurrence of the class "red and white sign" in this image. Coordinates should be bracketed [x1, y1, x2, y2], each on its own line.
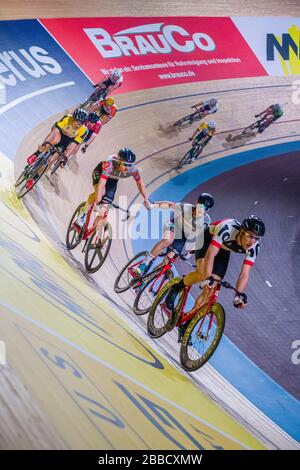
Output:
[40, 17, 267, 92]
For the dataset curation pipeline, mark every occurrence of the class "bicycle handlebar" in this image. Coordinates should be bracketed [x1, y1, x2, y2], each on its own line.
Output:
[219, 280, 240, 294]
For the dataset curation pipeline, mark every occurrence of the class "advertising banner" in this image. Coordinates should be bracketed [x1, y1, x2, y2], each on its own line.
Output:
[40, 17, 268, 93]
[232, 17, 300, 76]
[0, 20, 92, 159]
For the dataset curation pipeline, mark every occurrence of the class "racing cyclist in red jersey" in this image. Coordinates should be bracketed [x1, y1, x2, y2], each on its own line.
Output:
[73, 148, 150, 235]
[164, 215, 265, 339]
[89, 96, 118, 123]
[70, 112, 102, 157]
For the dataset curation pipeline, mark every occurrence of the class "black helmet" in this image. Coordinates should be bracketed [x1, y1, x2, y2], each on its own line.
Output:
[73, 108, 88, 123]
[197, 192, 214, 210]
[118, 148, 136, 164]
[241, 215, 265, 237]
[87, 112, 99, 124]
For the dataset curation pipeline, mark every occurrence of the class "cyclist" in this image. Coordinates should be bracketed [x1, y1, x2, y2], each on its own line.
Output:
[255, 103, 283, 133]
[164, 215, 265, 341]
[74, 112, 102, 156]
[89, 96, 118, 124]
[189, 120, 216, 160]
[134, 193, 214, 276]
[192, 98, 219, 117]
[25, 108, 88, 189]
[73, 148, 150, 234]
[93, 69, 123, 94]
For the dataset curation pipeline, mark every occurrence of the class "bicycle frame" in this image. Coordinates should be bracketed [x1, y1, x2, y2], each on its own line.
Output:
[161, 282, 221, 332]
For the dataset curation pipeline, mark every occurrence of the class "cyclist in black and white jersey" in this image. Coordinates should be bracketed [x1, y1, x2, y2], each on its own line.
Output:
[133, 193, 215, 276]
[165, 215, 265, 319]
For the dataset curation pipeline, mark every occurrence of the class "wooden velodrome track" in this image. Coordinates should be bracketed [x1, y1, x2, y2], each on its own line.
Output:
[1, 0, 300, 450]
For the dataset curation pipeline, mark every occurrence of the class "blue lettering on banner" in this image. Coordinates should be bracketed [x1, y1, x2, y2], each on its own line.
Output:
[0, 20, 92, 159]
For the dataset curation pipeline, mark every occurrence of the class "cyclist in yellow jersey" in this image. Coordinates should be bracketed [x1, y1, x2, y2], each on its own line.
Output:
[26, 108, 88, 181]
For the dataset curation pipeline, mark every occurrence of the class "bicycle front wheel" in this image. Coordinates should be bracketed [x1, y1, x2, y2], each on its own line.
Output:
[147, 277, 181, 338]
[173, 113, 195, 127]
[180, 302, 225, 371]
[15, 160, 48, 199]
[84, 222, 112, 273]
[133, 269, 173, 316]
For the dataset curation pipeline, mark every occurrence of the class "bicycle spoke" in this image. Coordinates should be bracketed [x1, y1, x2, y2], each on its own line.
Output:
[180, 302, 225, 371]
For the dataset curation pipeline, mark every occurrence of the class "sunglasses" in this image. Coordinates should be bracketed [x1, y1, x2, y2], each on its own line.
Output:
[119, 161, 133, 168]
[243, 230, 260, 242]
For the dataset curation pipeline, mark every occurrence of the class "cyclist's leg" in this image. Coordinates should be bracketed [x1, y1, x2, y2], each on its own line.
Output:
[134, 227, 175, 275]
[164, 226, 210, 310]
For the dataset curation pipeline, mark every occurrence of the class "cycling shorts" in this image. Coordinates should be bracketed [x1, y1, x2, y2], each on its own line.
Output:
[92, 163, 118, 204]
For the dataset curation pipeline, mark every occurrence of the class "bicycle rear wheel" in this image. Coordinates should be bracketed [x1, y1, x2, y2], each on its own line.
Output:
[66, 202, 85, 250]
[242, 121, 259, 135]
[180, 302, 225, 371]
[114, 251, 148, 293]
[84, 222, 112, 273]
[173, 113, 195, 127]
[147, 277, 181, 338]
[133, 269, 173, 316]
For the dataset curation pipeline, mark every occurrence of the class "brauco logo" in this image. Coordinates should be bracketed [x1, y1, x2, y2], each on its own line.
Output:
[84, 23, 216, 58]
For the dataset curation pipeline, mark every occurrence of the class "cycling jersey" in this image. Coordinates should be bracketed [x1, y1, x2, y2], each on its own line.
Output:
[209, 218, 260, 265]
[55, 115, 87, 144]
[85, 120, 102, 135]
[196, 122, 215, 137]
[93, 155, 140, 184]
[97, 100, 118, 122]
[164, 203, 211, 252]
[202, 100, 219, 114]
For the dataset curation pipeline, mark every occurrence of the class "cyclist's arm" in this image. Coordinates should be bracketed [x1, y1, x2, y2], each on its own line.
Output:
[191, 128, 199, 140]
[136, 177, 148, 201]
[84, 132, 97, 147]
[151, 201, 176, 209]
[193, 101, 204, 109]
[236, 263, 251, 293]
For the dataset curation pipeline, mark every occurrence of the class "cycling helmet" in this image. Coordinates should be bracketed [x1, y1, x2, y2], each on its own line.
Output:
[241, 215, 265, 237]
[208, 120, 217, 130]
[197, 192, 214, 210]
[109, 69, 122, 84]
[105, 97, 115, 107]
[273, 103, 282, 112]
[87, 112, 99, 124]
[209, 98, 217, 108]
[118, 148, 136, 164]
[73, 108, 88, 124]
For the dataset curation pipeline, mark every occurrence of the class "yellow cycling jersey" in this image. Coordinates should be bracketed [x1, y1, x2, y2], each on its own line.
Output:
[55, 115, 87, 144]
[196, 122, 215, 137]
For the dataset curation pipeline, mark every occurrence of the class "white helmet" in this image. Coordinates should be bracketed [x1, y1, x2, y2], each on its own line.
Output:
[209, 98, 217, 108]
[109, 69, 122, 84]
[208, 120, 217, 130]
